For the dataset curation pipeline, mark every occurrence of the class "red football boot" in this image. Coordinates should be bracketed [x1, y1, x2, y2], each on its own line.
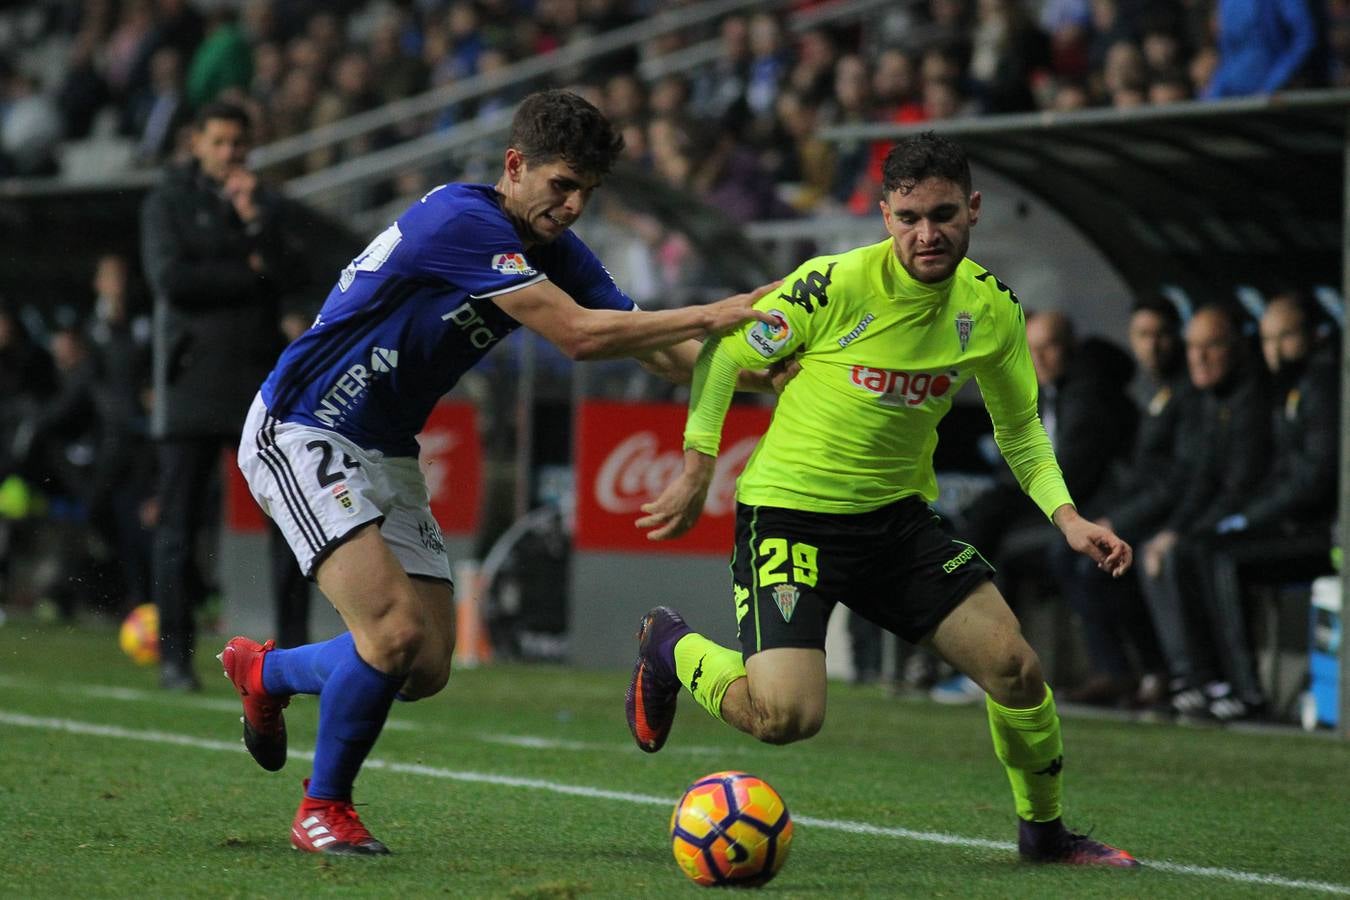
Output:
[291, 781, 390, 856]
[218, 636, 290, 772]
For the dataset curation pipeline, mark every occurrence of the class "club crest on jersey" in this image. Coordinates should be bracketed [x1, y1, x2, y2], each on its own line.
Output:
[492, 252, 536, 276]
[772, 583, 800, 622]
[331, 483, 358, 516]
[955, 311, 975, 353]
[746, 309, 793, 358]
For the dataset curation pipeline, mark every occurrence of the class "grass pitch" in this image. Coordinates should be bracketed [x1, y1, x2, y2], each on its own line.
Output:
[1, 619, 1348, 898]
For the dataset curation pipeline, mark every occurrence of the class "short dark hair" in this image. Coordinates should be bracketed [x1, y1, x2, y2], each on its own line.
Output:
[194, 100, 251, 132]
[882, 131, 971, 196]
[1131, 294, 1182, 328]
[508, 89, 624, 177]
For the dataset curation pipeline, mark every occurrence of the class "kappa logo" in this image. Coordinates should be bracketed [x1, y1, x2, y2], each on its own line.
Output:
[370, 347, 398, 373]
[745, 309, 793, 358]
[779, 262, 836, 314]
[838, 313, 875, 348]
[1034, 755, 1064, 777]
[689, 655, 706, 692]
[942, 544, 977, 573]
[492, 252, 537, 276]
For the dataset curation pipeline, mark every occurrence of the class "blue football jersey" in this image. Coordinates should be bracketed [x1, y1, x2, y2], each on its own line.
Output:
[260, 183, 634, 455]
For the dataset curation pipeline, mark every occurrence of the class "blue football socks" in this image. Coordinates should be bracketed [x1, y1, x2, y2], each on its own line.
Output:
[262, 631, 356, 696]
[262, 632, 405, 802]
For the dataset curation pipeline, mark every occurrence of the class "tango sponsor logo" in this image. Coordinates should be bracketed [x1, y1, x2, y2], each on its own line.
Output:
[593, 432, 758, 516]
[850, 366, 955, 407]
[837, 313, 875, 348]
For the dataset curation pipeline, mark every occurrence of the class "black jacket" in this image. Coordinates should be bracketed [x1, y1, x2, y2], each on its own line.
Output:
[1104, 370, 1190, 541]
[1242, 349, 1339, 528]
[140, 161, 307, 439]
[1165, 365, 1270, 536]
[1045, 336, 1137, 516]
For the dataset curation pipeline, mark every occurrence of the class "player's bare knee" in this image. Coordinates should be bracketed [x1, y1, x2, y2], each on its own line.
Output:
[748, 705, 823, 745]
[399, 660, 451, 700]
[984, 645, 1044, 707]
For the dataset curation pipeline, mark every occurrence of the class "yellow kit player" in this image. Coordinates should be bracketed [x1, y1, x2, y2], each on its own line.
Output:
[625, 131, 1139, 867]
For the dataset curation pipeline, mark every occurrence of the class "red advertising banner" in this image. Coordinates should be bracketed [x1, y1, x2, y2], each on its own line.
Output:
[417, 400, 483, 536]
[574, 400, 772, 555]
[224, 400, 483, 536]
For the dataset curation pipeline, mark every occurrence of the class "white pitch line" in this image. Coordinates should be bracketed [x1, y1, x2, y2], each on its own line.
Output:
[1, 711, 1347, 896]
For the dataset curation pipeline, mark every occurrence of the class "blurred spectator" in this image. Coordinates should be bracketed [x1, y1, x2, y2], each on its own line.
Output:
[1057, 296, 1185, 707]
[126, 46, 187, 166]
[85, 253, 155, 615]
[823, 53, 872, 207]
[1203, 0, 1322, 98]
[967, 0, 1050, 113]
[690, 15, 751, 121]
[1, 68, 62, 177]
[1177, 293, 1338, 721]
[1138, 304, 1269, 718]
[961, 311, 1136, 640]
[58, 27, 110, 140]
[185, 8, 253, 110]
[306, 50, 380, 172]
[788, 27, 839, 104]
[770, 88, 836, 213]
[139, 101, 310, 690]
[0, 303, 56, 482]
[1148, 71, 1193, 104]
[368, 13, 429, 108]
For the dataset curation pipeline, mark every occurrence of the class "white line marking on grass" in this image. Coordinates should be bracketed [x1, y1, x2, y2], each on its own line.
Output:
[2, 711, 1347, 896]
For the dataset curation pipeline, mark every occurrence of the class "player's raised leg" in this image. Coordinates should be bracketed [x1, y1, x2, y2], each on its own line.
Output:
[927, 580, 1138, 867]
[627, 605, 826, 750]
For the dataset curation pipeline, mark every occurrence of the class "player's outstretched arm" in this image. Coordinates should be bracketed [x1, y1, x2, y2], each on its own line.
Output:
[493, 280, 780, 360]
[636, 449, 716, 540]
[637, 342, 799, 392]
[1053, 504, 1133, 577]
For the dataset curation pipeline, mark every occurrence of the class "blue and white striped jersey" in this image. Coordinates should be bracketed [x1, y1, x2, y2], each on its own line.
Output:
[260, 183, 634, 455]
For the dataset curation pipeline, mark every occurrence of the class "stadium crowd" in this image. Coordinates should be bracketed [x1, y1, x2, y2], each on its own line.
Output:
[0, 0, 1343, 724]
[1, 0, 1344, 203]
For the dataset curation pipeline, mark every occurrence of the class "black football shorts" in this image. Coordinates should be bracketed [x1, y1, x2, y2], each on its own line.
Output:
[728, 495, 995, 656]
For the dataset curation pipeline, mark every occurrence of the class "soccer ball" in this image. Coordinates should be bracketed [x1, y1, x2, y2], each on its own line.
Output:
[119, 604, 160, 666]
[670, 770, 794, 887]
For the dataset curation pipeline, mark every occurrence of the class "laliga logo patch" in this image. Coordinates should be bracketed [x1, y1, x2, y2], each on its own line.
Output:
[492, 252, 537, 276]
[746, 309, 793, 358]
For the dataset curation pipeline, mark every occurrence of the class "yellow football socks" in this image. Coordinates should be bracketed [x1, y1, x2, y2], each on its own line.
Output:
[986, 685, 1065, 823]
[674, 633, 746, 723]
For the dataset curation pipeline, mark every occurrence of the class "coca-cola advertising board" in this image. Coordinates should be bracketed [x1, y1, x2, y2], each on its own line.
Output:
[225, 400, 482, 536]
[574, 400, 772, 555]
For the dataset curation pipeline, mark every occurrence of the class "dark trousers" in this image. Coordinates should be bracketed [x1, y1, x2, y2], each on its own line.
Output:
[1182, 526, 1333, 705]
[1050, 540, 1163, 681]
[153, 437, 226, 668]
[154, 438, 313, 668]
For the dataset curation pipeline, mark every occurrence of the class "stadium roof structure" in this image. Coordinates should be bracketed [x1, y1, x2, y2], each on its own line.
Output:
[830, 89, 1350, 738]
[821, 89, 1350, 318]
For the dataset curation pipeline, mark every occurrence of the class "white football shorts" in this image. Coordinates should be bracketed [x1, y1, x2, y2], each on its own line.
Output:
[238, 393, 452, 582]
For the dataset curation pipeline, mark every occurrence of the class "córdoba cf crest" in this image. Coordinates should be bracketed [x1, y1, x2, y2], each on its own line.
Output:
[955, 311, 975, 353]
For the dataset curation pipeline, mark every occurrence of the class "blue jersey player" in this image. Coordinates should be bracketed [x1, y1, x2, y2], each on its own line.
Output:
[219, 90, 776, 855]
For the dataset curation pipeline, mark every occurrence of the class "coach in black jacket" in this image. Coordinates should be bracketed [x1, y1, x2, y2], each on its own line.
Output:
[140, 100, 306, 690]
